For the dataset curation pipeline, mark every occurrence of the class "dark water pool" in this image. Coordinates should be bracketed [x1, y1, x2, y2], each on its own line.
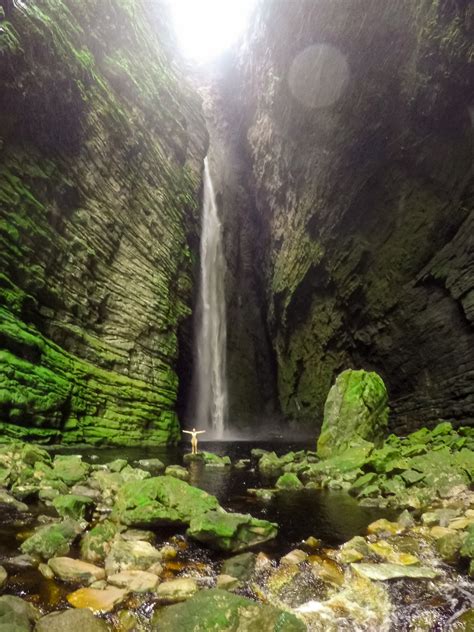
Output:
[51, 440, 397, 550]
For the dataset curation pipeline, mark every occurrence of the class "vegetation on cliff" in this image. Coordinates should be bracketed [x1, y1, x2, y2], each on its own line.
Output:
[0, 0, 207, 444]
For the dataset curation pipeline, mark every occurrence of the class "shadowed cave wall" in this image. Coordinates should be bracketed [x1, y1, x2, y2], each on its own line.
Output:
[210, 0, 473, 434]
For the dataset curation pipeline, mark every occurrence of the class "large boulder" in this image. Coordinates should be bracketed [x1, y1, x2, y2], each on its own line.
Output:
[151, 588, 306, 631]
[52, 456, 90, 486]
[52, 495, 94, 521]
[104, 537, 162, 574]
[48, 557, 105, 585]
[20, 520, 81, 561]
[187, 508, 278, 552]
[111, 476, 220, 527]
[80, 521, 121, 563]
[34, 608, 110, 632]
[317, 369, 388, 458]
[0, 595, 39, 632]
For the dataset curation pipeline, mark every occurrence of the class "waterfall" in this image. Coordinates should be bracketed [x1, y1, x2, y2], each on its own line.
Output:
[193, 156, 227, 438]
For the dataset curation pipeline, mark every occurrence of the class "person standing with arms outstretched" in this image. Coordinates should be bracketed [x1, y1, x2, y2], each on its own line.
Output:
[183, 428, 206, 454]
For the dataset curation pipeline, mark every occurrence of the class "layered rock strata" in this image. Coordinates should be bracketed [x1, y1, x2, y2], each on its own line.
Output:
[0, 0, 207, 443]
[212, 0, 473, 432]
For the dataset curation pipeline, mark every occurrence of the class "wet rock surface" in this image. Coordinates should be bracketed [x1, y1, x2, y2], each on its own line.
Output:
[0, 439, 471, 630]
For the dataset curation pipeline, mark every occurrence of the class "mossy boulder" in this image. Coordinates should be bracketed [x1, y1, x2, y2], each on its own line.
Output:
[136, 459, 165, 475]
[35, 608, 109, 632]
[317, 369, 388, 458]
[276, 472, 303, 490]
[460, 524, 474, 560]
[435, 532, 465, 563]
[111, 476, 219, 527]
[20, 520, 81, 561]
[187, 508, 278, 552]
[164, 465, 190, 481]
[221, 552, 256, 581]
[104, 537, 162, 574]
[151, 588, 306, 631]
[0, 595, 39, 632]
[52, 456, 90, 486]
[80, 520, 121, 564]
[52, 494, 94, 521]
[183, 452, 231, 467]
[259, 451, 296, 478]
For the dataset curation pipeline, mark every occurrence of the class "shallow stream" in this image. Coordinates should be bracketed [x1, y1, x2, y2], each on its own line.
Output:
[1, 440, 473, 630]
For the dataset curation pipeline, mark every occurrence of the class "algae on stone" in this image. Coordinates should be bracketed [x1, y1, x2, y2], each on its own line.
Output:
[317, 369, 388, 458]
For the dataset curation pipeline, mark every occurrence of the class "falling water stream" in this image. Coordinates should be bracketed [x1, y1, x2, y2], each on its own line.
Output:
[193, 156, 227, 438]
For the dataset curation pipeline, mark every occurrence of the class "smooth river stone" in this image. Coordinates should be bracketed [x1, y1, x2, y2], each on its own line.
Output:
[155, 578, 198, 604]
[48, 557, 105, 584]
[67, 586, 127, 612]
[107, 570, 159, 592]
[0, 566, 6, 589]
[352, 563, 440, 581]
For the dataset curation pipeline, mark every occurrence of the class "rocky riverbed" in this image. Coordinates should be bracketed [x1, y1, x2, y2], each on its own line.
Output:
[0, 432, 473, 631]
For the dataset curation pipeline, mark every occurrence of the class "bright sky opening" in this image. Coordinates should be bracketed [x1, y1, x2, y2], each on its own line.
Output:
[169, 0, 256, 62]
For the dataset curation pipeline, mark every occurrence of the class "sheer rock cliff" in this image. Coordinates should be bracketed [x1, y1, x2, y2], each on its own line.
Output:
[0, 0, 207, 444]
[212, 0, 473, 433]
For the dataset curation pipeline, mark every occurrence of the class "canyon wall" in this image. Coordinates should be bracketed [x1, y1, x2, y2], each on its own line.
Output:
[0, 0, 207, 444]
[214, 0, 473, 433]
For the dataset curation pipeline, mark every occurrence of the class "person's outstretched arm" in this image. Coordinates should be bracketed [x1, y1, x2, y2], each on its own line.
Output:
[196, 430, 206, 434]
[182, 430, 192, 434]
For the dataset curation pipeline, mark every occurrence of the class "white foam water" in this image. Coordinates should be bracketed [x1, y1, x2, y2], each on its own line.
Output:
[193, 156, 227, 438]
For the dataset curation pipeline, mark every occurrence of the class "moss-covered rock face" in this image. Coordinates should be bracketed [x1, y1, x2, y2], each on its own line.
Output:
[151, 588, 306, 632]
[212, 0, 473, 432]
[0, 0, 207, 444]
[317, 369, 388, 458]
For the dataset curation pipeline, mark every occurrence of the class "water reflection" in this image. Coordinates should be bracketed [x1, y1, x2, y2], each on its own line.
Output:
[52, 441, 396, 549]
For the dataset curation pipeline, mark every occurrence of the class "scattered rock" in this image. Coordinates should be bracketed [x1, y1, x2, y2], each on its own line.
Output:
[352, 563, 440, 581]
[188, 508, 278, 552]
[21, 520, 81, 561]
[367, 519, 402, 536]
[34, 608, 110, 632]
[165, 465, 189, 481]
[52, 495, 94, 521]
[106, 459, 128, 473]
[104, 537, 162, 574]
[120, 465, 150, 483]
[67, 586, 127, 613]
[121, 529, 155, 543]
[136, 459, 165, 475]
[234, 459, 250, 470]
[155, 577, 198, 604]
[275, 473, 303, 490]
[183, 452, 231, 467]
[52, 456, 90, 486]
[0, 490, 29, 513]
[38, 563, 55, 580]
[107, 570, 159, 592]
[216, 574, 240, 590]
[111, 476, 219, 527]
[435, 532, 465, 563]
[0, 567, 6, 589]
[0, 595, 39, 631]
[80, 521, 121, 563]
[281, 549, 308, 565]
[247, 488, 275, 502]
[48, 557, 105, 584]
[221, 552, 256, 581]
